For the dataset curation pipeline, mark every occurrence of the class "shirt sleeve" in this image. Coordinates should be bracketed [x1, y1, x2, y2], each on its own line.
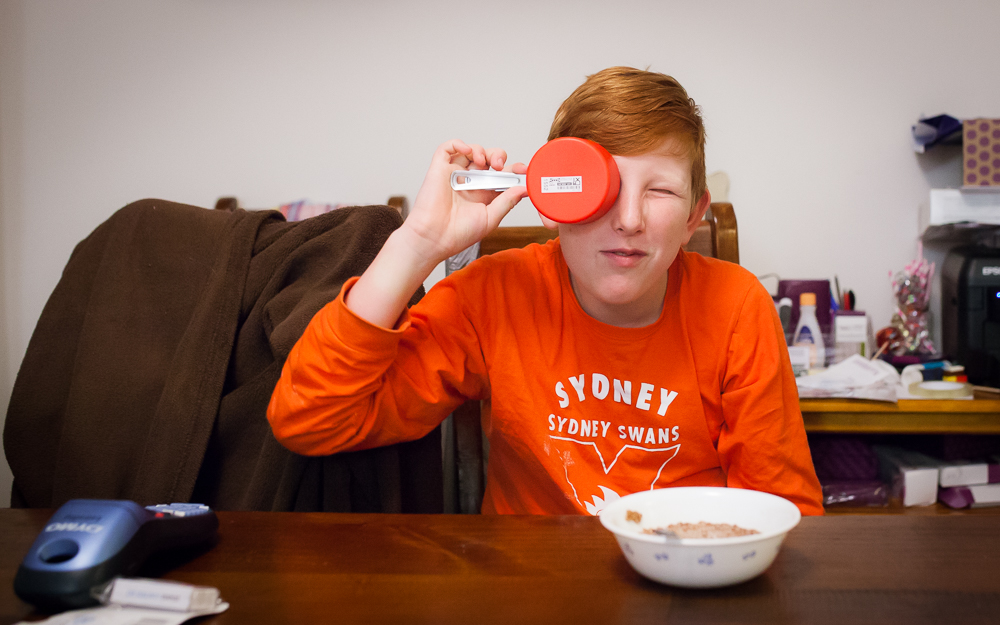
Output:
[717, 282, 825, 516]
[266, 275, 489, 457]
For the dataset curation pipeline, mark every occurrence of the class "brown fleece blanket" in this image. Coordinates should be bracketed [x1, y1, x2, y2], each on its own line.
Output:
[3, 199, 441, 512]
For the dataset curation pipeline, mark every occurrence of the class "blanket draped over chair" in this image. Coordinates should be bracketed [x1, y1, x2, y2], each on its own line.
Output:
[4, 199, 441, 512]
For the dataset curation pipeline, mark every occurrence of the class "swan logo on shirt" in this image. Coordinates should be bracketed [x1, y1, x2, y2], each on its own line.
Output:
[583, 486, 622, 516]
[545, 372, 683, 515]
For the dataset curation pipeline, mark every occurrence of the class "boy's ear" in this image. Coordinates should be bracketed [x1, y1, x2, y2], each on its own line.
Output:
[538, 212, 560, 230]
[683, 190, 712, 243]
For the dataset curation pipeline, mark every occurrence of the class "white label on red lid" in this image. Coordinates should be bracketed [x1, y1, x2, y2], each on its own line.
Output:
[541, 176, 583, 193]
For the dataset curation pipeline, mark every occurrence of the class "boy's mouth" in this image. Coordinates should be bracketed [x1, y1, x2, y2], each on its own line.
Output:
[601, 248, 647, 266]
[603, 248, 645, 256]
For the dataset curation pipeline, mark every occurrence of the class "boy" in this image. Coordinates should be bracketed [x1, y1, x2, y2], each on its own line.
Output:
[267, 67, 824, 516]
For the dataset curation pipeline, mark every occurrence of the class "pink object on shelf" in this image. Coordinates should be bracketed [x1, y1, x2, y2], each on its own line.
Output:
[279, 200, 348, 222]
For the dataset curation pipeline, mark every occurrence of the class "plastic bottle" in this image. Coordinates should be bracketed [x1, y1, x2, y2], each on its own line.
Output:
[793, 292, 824, 368]
[775, 297, 794, 345]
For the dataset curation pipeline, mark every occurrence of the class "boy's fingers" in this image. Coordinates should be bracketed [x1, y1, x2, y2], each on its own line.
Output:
[437, 139, 470, 159]
[460, 189, 501, 206]
[460, 143, 486, 170]
[438, 141, 517, 174]
[484, 148, 508, 171]
[436, 140, 475, 169]
[484, 186, 527, 230]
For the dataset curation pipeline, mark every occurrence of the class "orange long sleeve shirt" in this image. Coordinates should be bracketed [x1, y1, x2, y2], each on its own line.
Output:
[268, 241, 824, 516]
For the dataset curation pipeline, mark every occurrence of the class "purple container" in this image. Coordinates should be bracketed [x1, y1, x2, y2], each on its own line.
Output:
[777, 279, 832, 335]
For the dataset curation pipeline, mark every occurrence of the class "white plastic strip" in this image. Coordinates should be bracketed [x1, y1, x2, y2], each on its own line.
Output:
[450, 170, 526, 191]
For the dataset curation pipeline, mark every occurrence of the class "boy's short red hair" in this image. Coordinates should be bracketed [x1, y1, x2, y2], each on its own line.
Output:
[548, 67, 707, 207]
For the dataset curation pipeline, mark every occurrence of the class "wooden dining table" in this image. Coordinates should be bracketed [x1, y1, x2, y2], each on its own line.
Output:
[2, 508, 999, 624]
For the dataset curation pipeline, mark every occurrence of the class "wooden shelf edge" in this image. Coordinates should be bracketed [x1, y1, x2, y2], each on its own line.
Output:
[824, 502, 1000, 516]
[800, 395, 1000, 434]
[801, 397, 1000, 414]
[803, 412, 1000, 435]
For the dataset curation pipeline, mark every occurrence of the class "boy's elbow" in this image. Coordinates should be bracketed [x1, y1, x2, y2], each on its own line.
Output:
[266, 393, 366, 457]
[266, 394, 321, 456]
[267, 409, 334, 457]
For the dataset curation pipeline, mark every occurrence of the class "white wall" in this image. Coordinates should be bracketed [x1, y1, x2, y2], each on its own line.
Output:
[2, 0, 998, 506]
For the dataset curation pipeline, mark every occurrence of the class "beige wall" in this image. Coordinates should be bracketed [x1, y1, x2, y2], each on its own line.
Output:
[2, 0, 998, 506]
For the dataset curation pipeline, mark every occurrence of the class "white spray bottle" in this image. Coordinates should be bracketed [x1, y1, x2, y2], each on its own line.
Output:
[793, 292, 824, 368]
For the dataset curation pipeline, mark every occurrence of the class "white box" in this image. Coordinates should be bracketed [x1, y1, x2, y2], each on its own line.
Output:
[940, 483, 1000, 508]
[939, 462, 990, 487]
[787, 345, 811, 376]
[874, 446, 940, 507]
[967, 484, 1000, 506]
[833, 313, 873, 362]
[927, 188, 1000, 226]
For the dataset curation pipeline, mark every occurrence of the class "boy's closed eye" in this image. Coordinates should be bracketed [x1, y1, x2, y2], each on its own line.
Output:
[648, 188, 685, 199]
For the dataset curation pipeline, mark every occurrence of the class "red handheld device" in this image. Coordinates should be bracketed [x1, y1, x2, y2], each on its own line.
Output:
[451, 137, 621, 224]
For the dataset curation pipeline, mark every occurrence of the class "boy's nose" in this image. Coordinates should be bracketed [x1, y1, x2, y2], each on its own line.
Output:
[609, 190, 645, 235]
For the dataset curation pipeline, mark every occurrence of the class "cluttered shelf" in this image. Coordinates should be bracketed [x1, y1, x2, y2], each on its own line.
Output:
[791, 117, 1000, 515]
[803, 393, 1000, 513]
[800, 393, 1000, 434]
[824, 500, 1000, 515]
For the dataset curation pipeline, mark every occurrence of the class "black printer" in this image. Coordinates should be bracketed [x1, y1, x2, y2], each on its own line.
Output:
[942, 246, 1000, 387]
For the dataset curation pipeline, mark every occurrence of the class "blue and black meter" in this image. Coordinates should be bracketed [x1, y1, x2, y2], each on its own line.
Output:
[14, 499, 218, 611]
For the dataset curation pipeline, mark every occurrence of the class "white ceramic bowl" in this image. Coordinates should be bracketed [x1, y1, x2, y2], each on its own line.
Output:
[599, 487, 801, 588]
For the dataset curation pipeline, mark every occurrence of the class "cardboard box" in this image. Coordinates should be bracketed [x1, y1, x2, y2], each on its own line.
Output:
[940, 453, 1000, 508]
[926, 188, 1000, 227]
[939, 484, 1000, 509]
[873, 445, 940, 507]
[938, 461, 1000, 488]
[963, 118, 1000, 187]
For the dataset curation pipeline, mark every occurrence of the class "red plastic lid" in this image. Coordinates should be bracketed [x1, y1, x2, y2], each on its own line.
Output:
[526, 137, 620, 223]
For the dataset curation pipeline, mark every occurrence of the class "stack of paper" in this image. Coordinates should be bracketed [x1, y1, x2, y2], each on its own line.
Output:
[795, 355, 900, 402]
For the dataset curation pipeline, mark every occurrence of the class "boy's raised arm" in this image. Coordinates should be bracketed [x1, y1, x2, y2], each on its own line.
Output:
[346, 140, 528, 329]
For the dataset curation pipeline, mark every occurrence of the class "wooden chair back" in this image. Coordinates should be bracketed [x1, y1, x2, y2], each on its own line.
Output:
[444, 203, 738, 513]
[478, 202, 737, 263]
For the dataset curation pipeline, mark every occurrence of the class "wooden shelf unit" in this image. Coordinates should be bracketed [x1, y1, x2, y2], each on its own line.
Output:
[801, 393, 1000, 435]
[801, 392, 1000, 514]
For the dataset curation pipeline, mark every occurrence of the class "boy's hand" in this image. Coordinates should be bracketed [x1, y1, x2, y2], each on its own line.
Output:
[344, 140, 526, 329]
[401, 140, 528, 263]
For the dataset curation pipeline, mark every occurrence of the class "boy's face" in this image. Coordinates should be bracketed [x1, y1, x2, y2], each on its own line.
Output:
[556, 137, 711, 327]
